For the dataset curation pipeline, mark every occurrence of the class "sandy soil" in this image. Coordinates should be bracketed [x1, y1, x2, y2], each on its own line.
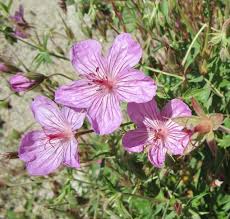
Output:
[0, 1, 86, 218]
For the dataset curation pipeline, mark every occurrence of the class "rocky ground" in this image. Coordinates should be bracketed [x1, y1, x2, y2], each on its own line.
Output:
[0, 1, 87, 218]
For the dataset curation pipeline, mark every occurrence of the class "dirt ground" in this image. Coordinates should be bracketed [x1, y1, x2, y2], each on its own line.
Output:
[0, 1, 86, 218]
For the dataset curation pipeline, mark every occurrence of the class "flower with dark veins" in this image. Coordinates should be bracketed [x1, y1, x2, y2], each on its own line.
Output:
[19, 96, 85, 176]
[55, 33, 157, 135]
[122, 98, 192, 168]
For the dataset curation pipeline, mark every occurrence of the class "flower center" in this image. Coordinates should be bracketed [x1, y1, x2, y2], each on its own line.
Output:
[47, 129, 73, 141]
[154, 127, 168, 141]
[85, 67, 116, 93]
[93, 78, 114, 91]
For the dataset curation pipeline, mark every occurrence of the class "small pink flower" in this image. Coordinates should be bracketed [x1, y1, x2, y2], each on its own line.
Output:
[55, 33, 157, 135]
[122, 99, 192, 168]
[19, 96, 85, 176]
[9, 73, 35, 92]
[10, 5, 30, 38]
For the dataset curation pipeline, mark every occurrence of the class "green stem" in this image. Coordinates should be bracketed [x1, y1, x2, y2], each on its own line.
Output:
[182, 23, 207, 67]
[75, 122, 133, 138]
[144, 66, 184, 80]
[48, 73, 74, 81]
[203, 78, 224, 98]
[17, 38, 69, 61]
[0, 30, 69, 61]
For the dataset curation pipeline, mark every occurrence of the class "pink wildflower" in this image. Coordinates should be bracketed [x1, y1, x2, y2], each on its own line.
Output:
[9, 73, 36, 92]
[55, 33, 156, 135]
[19, 96, 85, 176]
[10, 5, 30, 38]
[122, 98, 192, 168]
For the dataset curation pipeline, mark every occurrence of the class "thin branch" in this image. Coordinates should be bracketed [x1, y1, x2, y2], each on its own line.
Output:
[144, 66, 184, 80]
[218, 125, 230, 134]
[182, 24, 207, 67]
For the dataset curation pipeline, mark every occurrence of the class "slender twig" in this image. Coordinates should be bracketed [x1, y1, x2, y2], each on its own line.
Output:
[111, 1, 127, 32]
[75, 129, 94, 138]
[144, 66, 184, 80]
[48, 73, 74, 81]
[203, 78, 224, 98]
[218, 125, 230, 134]
[182, 24, 207, 67]
[0, 30, 69, 61]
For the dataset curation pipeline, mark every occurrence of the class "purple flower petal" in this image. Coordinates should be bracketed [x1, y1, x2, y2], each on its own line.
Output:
[164, 120, 189, 155]
[31, 96, 66, 133]
[107, 33, 142, 77]
[19, 131, 64, 176]
[123, 98, 191, 168]
[61, 106, 85, 130]
[116, 69, 157, 103]
[56, 33, 157, 135]
[63, 138, 80, 168]
[161, 99, 192, 119]
[148, 144, 167, 168]
[122, 128, 148, 152]
[55, 79, 99, 109]
[127, 99, 161, 127]
[87, 93, 122, 135]
[10, 4, 25, 24]
[70, 40, 106, 76]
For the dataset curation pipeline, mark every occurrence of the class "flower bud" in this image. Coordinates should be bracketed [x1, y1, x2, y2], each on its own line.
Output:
[10, 4, 30, 39]
[9, 72, 45, 93]
[194, 119, 212, 134]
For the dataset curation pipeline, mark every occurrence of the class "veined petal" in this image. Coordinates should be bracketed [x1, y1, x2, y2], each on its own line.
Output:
[122, 128, 148, 152]
[31, 96, 66, 133]
[87, 93, 122, 135]
[116, 69, 156, 103]
[63, 138, 80, 168]
[127, 99, 162, 128]
[161, 99, 191, 119]
[55, 80, 99, 109]
[107, 33, 142, 77]
[19, 131, 64, 176]
[70, 40, 106, 77]
[164, 120, 190, 155]
[148, 144, 167, 168]
[31, 96, 57, 111]
[61, 107, 85, 131]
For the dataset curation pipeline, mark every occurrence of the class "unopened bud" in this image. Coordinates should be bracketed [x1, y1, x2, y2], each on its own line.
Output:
[9, 72, 46, 93]
[194, 119, 212, 134]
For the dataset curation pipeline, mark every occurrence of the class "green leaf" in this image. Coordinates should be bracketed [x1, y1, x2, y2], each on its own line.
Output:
[183, 88, 207, 100]
[160, 0, 169, 23]
[218, 135, 230, 148]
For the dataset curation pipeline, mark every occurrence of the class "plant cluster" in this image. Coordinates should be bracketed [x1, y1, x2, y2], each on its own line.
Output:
[0, 0, 229, 218]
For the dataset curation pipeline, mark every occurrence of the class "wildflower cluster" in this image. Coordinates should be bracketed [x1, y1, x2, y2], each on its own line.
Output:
[15, 33, 193, 175]
[0, 1, 229, 218]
